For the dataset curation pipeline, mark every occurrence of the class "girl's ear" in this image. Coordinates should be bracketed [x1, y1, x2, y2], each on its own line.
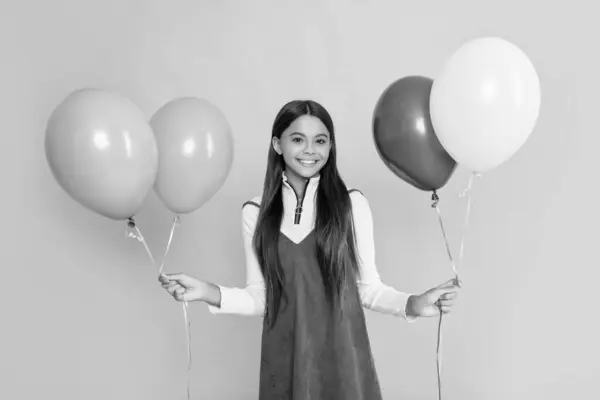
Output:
[272, 137, 282, 155]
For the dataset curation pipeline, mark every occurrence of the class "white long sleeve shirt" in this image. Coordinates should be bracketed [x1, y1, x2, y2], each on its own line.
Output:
[208, 172, 416, 321]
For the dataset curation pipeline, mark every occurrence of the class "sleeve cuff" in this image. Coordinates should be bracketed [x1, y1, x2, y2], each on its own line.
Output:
[400, 293, 418, 322]
[207, 285, 226, 314]
[205, 285, 265, 316]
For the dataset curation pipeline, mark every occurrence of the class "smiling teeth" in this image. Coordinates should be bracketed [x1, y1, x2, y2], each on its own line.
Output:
[299, 160, 317, 166]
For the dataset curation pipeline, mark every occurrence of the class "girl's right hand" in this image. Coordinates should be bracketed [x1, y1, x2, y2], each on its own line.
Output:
[159, 273, 205, 302]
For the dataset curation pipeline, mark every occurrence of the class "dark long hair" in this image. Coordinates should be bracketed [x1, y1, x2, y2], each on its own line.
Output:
[253, 100, 361, 328]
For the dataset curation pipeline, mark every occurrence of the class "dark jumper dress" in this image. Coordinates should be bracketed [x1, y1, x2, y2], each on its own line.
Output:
[258, 230, 383, 400]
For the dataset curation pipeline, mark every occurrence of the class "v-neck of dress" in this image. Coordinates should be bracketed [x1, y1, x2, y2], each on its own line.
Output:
[280, 230, 315, 246]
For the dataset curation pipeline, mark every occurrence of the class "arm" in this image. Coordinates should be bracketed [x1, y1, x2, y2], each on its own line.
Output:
[350, 191, 417, 321]
[206, 202, 266, 317]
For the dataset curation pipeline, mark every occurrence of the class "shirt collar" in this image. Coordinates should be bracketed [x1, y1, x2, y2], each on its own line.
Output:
[281, 170, 320, 197]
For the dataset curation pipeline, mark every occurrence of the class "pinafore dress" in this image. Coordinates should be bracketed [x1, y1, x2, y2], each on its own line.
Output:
[258, 230, 383, 400]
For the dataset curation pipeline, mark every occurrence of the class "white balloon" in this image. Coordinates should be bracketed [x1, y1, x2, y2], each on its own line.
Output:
[430, 37, 541, 173]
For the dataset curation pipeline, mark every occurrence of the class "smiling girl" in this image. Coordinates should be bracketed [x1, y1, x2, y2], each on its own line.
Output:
[160, 100, 460, 400]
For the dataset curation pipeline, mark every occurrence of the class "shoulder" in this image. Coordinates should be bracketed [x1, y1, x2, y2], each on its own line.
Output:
[348, 188, 368, 205]
[348, 188, 372, 216]
[241, 195, 261, 225]
[348, 188, 364, 198]
[242, 195, 262, 210]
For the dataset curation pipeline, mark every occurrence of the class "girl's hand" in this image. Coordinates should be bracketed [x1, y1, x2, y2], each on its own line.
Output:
[159, 273, 205, 302]
[407, 278, 461, 318]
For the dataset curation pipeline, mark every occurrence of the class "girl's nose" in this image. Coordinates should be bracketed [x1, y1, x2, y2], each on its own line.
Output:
[304, 145, 315, 154]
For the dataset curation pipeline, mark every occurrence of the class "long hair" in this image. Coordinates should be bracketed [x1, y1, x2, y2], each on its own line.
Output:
[253, 100, 361, 329]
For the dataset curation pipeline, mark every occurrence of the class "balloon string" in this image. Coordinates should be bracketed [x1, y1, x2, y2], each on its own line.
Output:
[157, 216, 192, 400]
[430, 173, 479, 400]
[127, 216, 191, 400]
[126, 218, 156, 265]
[436, 311, 443, 400]
[458, 172, 480, 264]
[158, 216, 180, 276]
[432, 193, 458, 281]
[183, 299, 192, 400]
[431, 193, 454, 400]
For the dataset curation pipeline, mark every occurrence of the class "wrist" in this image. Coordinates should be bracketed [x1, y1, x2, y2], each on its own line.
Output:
[199, 281, 222, 307]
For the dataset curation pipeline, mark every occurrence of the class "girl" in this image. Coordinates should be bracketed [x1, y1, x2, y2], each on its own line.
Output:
[159, 100, 460, 400]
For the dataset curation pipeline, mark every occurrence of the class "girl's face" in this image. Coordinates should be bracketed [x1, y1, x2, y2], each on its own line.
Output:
[273, 115, 332, 181]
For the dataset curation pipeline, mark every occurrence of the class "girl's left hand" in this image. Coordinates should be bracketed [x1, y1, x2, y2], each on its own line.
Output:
[407, 278, 461, 318]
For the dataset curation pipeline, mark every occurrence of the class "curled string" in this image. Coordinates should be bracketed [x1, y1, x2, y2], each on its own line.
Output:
[128, 216, 192, 400]
[126, 218, 155, 265]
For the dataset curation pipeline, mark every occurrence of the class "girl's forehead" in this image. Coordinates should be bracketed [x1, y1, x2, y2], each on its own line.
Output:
[284, 115, 330, 137]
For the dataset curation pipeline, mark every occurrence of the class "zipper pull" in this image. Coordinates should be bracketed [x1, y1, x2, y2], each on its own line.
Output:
[294, 206, 303, 224]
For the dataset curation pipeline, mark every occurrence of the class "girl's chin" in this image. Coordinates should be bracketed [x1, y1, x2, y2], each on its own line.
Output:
[288, 166, 322, 179]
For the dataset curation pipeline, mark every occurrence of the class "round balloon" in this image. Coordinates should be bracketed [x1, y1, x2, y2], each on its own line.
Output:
[430, 37, 541, 173]
[151, 97, 234, 215]
[45, 89, 158, 220]
[373, 76, 456, 191]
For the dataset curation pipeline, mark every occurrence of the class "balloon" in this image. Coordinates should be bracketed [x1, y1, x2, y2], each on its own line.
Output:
[45, 89, 158, 220]
[430, 37, 541, 173]
[373, 76, 457, 191]
[151, 98, 234, 215]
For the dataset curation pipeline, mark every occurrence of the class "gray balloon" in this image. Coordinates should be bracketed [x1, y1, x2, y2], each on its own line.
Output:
[373, 76, 456, 191]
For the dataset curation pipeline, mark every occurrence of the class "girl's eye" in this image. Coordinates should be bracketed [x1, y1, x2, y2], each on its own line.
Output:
[317, 139, 328, 145]
[292, 137, 303, 143]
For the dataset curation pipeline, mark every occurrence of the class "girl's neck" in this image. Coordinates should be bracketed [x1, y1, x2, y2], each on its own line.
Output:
[286, 175, 308, 198]
[284, 170, 316, 199]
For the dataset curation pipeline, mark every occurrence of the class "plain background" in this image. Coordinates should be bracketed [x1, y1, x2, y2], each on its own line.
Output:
[2, 1, 598, 399]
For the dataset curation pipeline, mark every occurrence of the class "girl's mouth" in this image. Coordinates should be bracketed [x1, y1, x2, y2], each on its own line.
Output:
[298, 159, 318, 167]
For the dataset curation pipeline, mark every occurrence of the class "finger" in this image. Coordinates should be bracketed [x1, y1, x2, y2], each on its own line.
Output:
[174, 291, 186, 302]
[168, 274, 191, 287]
[440, 292, 458, 300]
[439, 305, 451, 313]
[438, 299, 455, 307]
[166, 284, 182, 296]
[163, 273, 184, 282]
[429, 287, 458, 303]
[436, 279, 458, 290]
[162, 281, 178, 288]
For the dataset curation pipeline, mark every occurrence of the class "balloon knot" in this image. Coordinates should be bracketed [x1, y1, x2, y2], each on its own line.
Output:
[431, 191, 440, 208]
[127, 217, 136, 228]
